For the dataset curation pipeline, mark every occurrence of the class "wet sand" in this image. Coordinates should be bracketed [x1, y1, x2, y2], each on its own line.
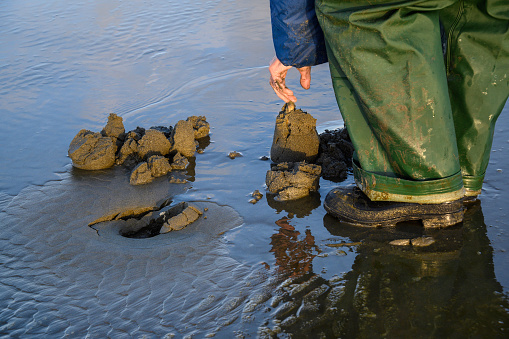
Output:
[0, 0, 508, 336]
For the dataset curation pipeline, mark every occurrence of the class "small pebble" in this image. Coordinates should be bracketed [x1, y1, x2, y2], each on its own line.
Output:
[411, 237, 435, 247]
[252, 190, 263, 200]
[228, 151, 243, 159]
[389, 239, 411, 246]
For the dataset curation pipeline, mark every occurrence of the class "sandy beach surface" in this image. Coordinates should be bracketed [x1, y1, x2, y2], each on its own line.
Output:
[1, 0, 508, 336]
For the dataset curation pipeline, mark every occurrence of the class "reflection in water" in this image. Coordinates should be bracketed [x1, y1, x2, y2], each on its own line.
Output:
[264, 202, 509, 337]
[184, 135, 211, 182]
[1, 0, 508, 335]
[266, 192, 321, 218]
[270, 216, 319, 278]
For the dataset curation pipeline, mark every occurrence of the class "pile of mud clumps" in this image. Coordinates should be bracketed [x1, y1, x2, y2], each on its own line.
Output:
[68, 113, 209, 185]
[266, 102, 353, 201]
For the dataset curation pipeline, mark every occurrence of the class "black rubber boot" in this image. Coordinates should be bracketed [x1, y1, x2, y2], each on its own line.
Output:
[324, 186, 464, 228]
[463, 188, 481, 206]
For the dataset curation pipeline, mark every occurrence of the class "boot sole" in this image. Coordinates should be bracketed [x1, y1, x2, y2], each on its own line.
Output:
[324, 205, 464, 228]
[324, 188, 465, 228]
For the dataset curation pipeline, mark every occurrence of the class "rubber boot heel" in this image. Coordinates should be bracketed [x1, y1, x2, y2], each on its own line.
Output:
[422, 209, 464, 228]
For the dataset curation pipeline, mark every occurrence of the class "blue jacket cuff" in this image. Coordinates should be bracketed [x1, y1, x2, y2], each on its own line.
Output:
[270, 0, 328, 68]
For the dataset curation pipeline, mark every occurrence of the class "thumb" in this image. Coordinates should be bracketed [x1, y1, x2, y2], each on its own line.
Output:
[298, 66, 312, 90]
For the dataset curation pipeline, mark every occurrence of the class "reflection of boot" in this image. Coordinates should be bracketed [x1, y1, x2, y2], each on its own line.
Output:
[462, 191, 480, 205]
[264, 202, 508, 337]
[324, 186, 464, 227]
[437, 201, 509, 337]
[322, 212, 467, 336]
[323, 214, 464, 254]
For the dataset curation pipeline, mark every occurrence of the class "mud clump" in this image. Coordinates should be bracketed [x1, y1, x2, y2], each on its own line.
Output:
[147, 155, 173, 177]
[249, 190, 264, 204]
[266, 162, 321, 201]
[101, 113, 125, 142]
[159, 202, 203, 233]
[271, 102, 320, 164]
[129, 162, 153, 186]
[187, 115, 210, 139]
[130, 155, 172, 185]
[170, 120, 197, 158]
[137, 129, 172, 159]
[228, 151, 243, 159]
[390, 237, 436, 247]
[88, 206, 156, 227]
[266, 103, 354, 201]
[116, 127, 145, 166]
[68, 130, 117, 170]
[171, 153, 189, 170]
[316, 128, 354, 182]
[120, 201, 204, 238]
[68, 113, 210, 185]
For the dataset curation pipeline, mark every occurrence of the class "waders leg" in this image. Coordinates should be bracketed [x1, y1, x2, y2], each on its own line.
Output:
[316, 0, 465, 204]
[440, 0, 509, 196]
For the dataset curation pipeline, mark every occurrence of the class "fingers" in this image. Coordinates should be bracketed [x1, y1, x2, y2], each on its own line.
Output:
[269, 57, 297, 103]
[268, 57, 313, 102]
[269, 72, 296, 102]
[270, 75, 296, 102]
[298, 66, 311, 90]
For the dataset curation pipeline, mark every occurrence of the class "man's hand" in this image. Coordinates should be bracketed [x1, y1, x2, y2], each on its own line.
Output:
[269, 56, 311, 103]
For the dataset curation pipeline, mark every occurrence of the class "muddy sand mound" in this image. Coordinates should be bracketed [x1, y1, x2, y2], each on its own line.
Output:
[270, 102, 320, 164]
[267, 103, 354, 201]
[68, 113, 210, 186]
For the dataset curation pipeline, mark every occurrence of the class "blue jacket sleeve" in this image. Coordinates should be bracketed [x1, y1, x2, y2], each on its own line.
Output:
[270, 0, 327, 68]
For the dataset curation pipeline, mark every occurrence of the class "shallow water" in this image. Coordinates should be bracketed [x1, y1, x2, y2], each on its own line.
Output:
[0, 0, 508, 337]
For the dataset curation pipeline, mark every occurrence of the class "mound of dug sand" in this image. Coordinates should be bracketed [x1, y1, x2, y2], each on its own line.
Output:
[270, 102, 320, 164]
[266, 103, 354, 201]
[68, 114, 210, 185]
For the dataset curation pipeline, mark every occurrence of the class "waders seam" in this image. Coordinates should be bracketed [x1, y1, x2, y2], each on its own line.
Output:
[446, 0, 465, 75]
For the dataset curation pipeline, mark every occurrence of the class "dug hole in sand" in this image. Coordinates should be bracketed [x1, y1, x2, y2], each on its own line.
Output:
[68, 113, 229, 240]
